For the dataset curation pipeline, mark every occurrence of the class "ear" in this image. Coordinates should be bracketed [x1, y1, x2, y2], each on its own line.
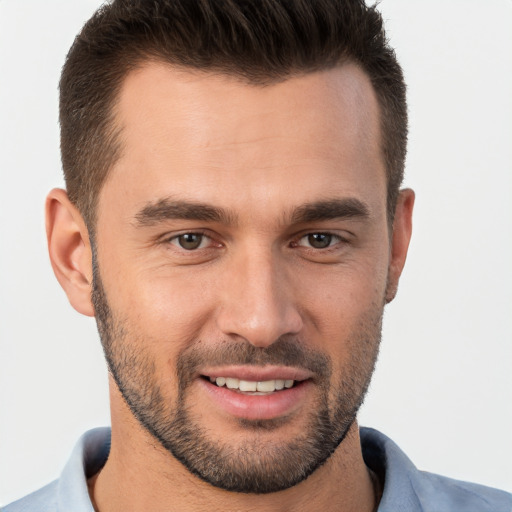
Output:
[46, 188, 95, 317]
[385, 188, 415, 303]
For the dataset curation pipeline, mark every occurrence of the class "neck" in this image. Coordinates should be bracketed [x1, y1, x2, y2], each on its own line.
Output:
[89, 387, 377, 512]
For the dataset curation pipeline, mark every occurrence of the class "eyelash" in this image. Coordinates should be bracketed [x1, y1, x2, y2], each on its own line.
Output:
[293, 232, 346, 250]
[167, 231, 217, 251]
[165, 231, 348, 252]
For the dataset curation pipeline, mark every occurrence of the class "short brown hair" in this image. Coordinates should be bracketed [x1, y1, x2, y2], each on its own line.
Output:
[60, 0, 407, 229]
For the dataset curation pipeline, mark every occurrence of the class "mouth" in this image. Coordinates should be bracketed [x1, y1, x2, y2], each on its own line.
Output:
[197, 367, 313, 421]
[202, 375, 298, 394]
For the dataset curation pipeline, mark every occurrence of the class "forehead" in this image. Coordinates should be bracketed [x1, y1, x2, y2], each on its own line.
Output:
[99, 62, 386, 225]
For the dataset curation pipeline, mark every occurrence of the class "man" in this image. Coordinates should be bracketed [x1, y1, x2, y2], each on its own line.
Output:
[3, 1, 511, 511]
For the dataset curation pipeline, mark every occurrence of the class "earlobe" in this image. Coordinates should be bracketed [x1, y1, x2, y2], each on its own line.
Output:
[46, 188, 95, 317]
[385, 188, 415, 303]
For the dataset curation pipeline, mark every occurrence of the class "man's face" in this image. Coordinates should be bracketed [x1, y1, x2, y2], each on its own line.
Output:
[92, 63, 395, 493]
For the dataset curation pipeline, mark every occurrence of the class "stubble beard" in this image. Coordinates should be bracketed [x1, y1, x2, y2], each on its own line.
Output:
[91, 264, 382, 494]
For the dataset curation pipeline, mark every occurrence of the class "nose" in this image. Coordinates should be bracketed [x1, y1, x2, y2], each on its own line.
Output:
[215, 247, 303, 348]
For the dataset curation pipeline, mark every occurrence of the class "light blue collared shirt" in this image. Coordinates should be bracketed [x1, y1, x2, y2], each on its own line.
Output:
[3, 427, 512, 512]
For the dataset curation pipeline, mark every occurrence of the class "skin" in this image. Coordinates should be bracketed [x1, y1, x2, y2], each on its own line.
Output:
[46, 62, 414, 512]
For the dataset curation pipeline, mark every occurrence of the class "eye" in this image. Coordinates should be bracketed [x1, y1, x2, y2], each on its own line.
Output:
[297, 233, 340, 249]
[170, 233, 209, 250]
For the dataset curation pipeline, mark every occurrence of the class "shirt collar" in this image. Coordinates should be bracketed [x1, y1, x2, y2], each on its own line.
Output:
[56, 427, 110, 512]
[361, 426, 422, 511]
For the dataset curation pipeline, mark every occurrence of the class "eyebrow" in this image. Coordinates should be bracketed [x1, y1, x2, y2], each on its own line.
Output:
[290, 198, 370, 224]
[134, 198, 236, 227]
[134, 197, 370, 228]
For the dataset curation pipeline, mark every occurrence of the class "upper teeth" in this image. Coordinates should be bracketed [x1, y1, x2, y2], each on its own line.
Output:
[209, 377, 294, 392]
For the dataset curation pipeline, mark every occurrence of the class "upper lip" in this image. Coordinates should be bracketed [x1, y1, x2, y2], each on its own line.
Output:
[199, 365, 313, 382]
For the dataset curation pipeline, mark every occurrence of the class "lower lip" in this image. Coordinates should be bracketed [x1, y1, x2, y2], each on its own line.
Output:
[199, 378, 311, 421]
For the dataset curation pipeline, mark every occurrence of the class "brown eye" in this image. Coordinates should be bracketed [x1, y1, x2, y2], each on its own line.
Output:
[176, 233, 204, 250]
[307, 233, 332, 249]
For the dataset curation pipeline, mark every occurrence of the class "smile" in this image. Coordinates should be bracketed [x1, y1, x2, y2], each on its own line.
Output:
[207, 376, 296, 393]
[198, 369, 311, 421]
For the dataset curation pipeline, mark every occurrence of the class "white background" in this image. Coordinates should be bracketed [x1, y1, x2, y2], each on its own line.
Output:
[1, 0, 511, 505]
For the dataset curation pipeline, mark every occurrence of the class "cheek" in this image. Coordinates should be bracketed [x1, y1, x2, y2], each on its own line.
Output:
[112, 269, 219, 348]
[297, 255, 389, 335]
[326, 300, 383, 401]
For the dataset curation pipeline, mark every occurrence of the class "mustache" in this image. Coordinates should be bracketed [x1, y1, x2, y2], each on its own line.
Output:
[176, 337, 332, 385]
